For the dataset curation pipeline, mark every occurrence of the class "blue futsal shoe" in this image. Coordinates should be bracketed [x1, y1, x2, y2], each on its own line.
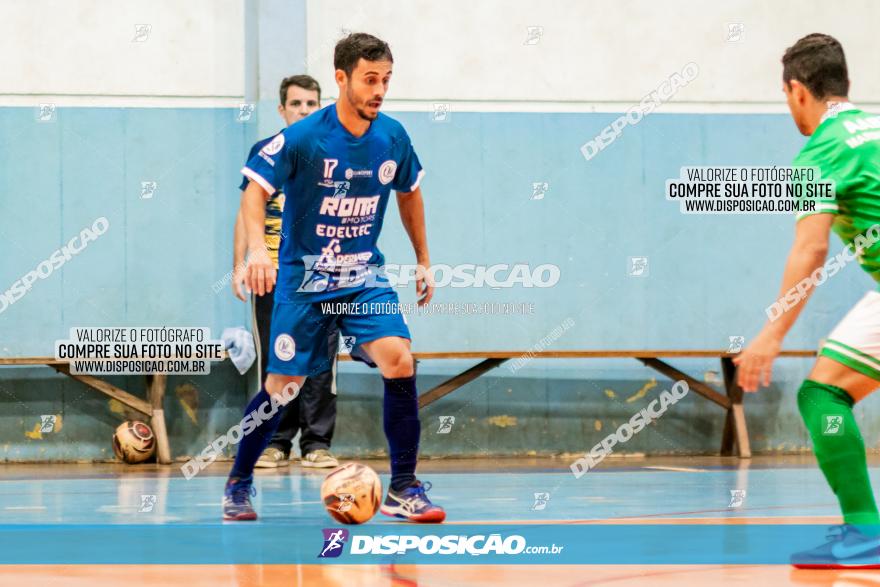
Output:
[791, 524, 880, 568]
[223, 476, 257, 521]
[380, 480, 446, 523]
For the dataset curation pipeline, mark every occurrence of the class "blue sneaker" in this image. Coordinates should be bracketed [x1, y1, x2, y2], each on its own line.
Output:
[380, 480, 446, 523]
[791, 524, 880, 568]
[223, 477, 257, 521]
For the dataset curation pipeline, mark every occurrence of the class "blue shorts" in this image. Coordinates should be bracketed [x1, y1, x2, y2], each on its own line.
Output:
[267, 286, 411, 377]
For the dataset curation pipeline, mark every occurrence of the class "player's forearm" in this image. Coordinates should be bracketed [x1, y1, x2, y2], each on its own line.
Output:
[233, 208, 247, 267]
[398, 190, 430, 264]
[241, 182, 269, 254]
[762, 242, 829, 339]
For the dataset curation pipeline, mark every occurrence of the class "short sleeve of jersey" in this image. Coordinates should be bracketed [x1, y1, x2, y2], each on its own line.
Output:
[238, 142, 263, 191]
[793, 137, 840, 221]
[241, 131, 296, 196]
[391, 130, 425, 193]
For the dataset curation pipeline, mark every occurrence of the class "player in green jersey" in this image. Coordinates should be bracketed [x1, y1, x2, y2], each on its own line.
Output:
[736, 33, 880, 569]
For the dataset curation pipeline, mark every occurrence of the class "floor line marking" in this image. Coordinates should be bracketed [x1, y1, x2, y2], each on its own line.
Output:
[642, 466, 709, 473]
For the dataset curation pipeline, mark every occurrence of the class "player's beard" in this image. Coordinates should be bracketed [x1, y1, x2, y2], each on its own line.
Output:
[347, 85, 379, 121]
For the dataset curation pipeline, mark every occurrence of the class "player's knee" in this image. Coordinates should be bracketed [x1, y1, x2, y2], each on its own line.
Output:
[383, 351, 414, 379]
[266, 374, 302, 396]
[797, 379, 836, 421]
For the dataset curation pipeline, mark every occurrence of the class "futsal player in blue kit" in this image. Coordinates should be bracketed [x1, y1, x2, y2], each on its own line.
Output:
[223, 33, 445, 523]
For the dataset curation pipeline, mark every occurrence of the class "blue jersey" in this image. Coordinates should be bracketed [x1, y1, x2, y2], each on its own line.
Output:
[239, 135, 274, 191]
[240, 132, 286, 266]
[242, 105, 424, 302]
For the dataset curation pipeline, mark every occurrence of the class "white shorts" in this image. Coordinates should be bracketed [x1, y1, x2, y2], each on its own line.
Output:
[821, 290, 880, 381]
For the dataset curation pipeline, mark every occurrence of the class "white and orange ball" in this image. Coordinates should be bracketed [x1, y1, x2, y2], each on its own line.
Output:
[320, 463, 382, 524]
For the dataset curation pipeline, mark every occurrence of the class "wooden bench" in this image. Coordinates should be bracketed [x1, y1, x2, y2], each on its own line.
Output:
[2, 349, 817, 463]
[342, 350, 818, 459]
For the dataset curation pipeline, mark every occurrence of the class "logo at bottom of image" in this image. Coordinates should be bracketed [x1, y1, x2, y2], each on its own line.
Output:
[319, 528, 350, 558]
[318, 529, 542, 558]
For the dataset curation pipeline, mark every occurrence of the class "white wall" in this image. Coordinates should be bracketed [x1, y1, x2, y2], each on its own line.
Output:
[306, 0, 880, 108]
[0, 0, 244, 101]
[5, 1, 877, 108]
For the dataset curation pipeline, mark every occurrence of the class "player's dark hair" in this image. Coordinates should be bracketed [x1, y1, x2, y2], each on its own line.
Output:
[279, 75, 321, 105]
[334, 33, 393, 77]
[782, 33, 849, 99]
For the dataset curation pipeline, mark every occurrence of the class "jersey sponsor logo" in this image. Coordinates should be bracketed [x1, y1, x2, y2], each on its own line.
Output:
[378, 160, 397, 185]
[316, 224, 373, 238]
[261, 134, 285, 156]
[843, 116, 880, 134]
[345, 168, 373, 179]
[841, 115, 880, 149]
[274, 334, 296, 361]
[319, 196, 380, 217]
[340, 214, 374, 225]
[308, 249, 372, 272]
[321, 238, 343, 256]
[300, 250, 373, 293]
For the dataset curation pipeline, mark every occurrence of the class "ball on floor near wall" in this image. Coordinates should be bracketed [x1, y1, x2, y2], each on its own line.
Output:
[112, 420, 156, 464]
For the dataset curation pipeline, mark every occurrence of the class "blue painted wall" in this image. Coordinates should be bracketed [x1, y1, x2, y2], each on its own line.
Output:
[1, 107, 876, 461]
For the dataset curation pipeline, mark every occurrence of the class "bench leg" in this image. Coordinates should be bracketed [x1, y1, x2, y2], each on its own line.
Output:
[721, 357, 751, 459]
[51, 364, 153, 416]
[638, 357, 731, 408]
[418, 359, 508, 408]
[147, 374, 172, 465]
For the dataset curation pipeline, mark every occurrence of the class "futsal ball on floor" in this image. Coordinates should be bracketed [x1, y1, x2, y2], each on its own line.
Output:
[112, 420, 156, 464]
[321, 463, 382, 524]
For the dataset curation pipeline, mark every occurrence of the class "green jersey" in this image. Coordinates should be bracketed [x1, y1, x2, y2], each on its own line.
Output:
[794, 104, 880, 283]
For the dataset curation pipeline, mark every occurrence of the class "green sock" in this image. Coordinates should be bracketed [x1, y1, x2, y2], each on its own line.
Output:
[798, 379, 880, 529]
